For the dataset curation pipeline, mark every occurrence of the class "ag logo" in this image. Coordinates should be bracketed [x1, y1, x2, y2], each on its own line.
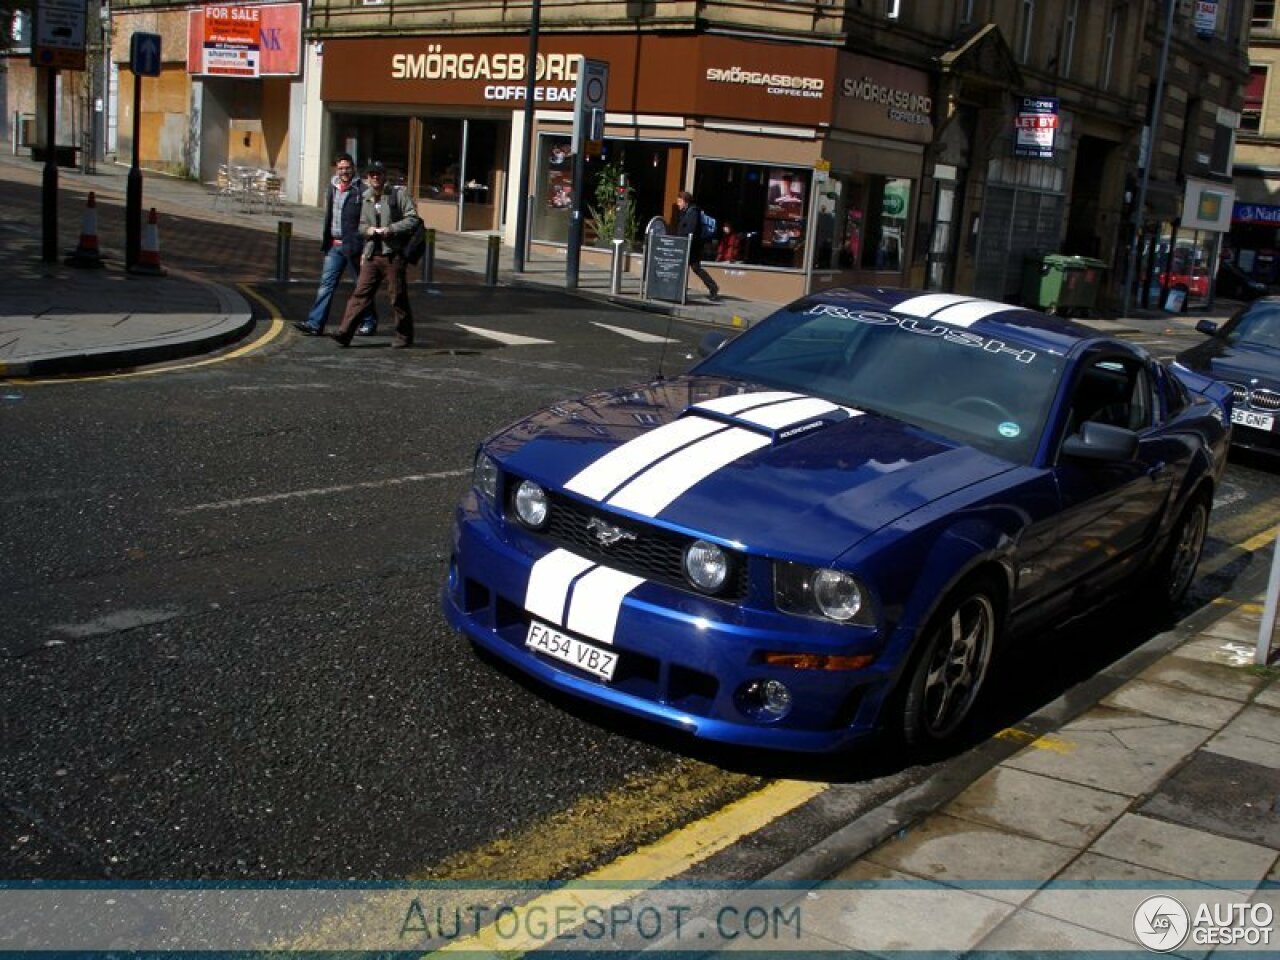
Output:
[1133, 895, 1190, 952]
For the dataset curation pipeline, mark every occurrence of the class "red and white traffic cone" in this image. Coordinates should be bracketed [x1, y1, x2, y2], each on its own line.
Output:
[131, 207, 167, 275]
[65, 191, 104, 268]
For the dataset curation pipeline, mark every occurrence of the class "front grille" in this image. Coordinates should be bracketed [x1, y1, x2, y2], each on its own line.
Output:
[532, 491, 750, 602]
[1251, 388, 1280, 412]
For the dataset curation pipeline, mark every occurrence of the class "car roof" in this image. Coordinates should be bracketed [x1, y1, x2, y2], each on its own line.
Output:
[791, 287, 1105, 357]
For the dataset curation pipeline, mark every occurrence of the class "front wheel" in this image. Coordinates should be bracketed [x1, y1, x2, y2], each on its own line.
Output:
[1150, 495, 1209, 612]
[900, 585, 1000, 748]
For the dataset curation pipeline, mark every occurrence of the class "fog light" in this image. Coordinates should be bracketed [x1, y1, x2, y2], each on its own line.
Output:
[739, 678, 793, 721]
[514, 479, 549, 528]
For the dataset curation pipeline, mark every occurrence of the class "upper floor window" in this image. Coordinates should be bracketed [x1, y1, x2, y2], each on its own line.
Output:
[1019, 0, 1036, 62]
[1061, 0, 1079, 76]
[1253, 0, 1276, 29]
[1241, 66, 1267, 132]
[1103, 4, 1123, 89]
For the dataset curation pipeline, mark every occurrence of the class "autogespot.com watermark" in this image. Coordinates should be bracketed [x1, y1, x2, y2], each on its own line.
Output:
[1134, 895, 1274, 952]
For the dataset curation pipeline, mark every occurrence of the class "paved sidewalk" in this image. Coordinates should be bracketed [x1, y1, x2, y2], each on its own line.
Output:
[732, 589, 1280, 954]
[0, 149, 1241, 378]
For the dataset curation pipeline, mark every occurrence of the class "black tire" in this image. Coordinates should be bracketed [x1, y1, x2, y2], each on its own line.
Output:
[900, 579, 1002, 748]
[1149, 494, 1210, 613]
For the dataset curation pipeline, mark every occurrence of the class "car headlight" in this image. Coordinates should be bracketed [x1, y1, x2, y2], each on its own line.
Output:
[775, 561, 873, 625]
[514, 479, 549, 529]
[684, 539, 728, 593]
[473, 451, 499, 502]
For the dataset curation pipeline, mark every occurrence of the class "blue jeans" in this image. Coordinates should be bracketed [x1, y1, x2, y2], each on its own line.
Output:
[305, 247, 376, 332]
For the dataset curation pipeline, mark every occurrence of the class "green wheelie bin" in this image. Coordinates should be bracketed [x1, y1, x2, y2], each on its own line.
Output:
[1022, 254, 1107, 315]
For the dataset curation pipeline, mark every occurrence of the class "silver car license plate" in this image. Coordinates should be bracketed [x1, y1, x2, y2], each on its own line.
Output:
[525, 619, 618, 681]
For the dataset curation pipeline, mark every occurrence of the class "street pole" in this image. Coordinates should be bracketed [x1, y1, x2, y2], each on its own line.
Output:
[42, 67, 58, 263]
[1121, 0, 1176, 318]
[513, 0, 540, 273]
[126, 72, 142, 270]
[566, 138, 585, 289]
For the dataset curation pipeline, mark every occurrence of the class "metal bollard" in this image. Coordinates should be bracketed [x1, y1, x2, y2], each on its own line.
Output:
[610, 239, 625, 296]
[421, 228, 436, 284]
[275, 220, 291, 283]
[485, 234, 501, 286]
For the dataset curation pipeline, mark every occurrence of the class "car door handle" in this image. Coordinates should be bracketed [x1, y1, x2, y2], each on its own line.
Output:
[1147, 461, 1167, 481]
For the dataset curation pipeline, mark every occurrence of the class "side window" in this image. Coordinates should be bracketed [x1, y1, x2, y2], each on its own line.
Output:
[1068, 358, 1150, 433]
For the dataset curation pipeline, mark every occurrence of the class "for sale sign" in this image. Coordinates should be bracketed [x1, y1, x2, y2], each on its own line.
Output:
[1014, 96, 1059, 159]
[203, 5, 261, 77]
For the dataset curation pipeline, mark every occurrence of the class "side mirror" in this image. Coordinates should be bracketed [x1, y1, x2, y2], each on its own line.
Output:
[698, 331, 731, 358]
[1061, 421, 1139, 462]
[1195, 318, 1219, 336]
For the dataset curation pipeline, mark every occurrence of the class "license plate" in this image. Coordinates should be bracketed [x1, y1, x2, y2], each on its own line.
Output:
[1232, 408, 1276, 432]
[525, 619, 618, 681]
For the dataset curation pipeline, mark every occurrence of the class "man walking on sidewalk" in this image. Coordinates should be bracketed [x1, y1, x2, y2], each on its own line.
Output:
[333, 162, 421, 349]
[675, 190, 720, 302]
[296, 153, 379, 337]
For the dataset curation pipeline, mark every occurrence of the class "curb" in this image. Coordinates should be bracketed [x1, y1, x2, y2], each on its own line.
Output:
[0, 271, 254, 380]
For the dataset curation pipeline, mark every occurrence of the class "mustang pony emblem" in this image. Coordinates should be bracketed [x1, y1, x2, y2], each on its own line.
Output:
[586, 517, 636, 546]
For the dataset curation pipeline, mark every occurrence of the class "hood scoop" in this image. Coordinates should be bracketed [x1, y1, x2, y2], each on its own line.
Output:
[683, 391, 861, 444]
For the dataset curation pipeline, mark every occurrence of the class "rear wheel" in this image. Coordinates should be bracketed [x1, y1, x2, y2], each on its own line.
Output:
[1150, 495, 1209, 612]
[901, 582, 1001, 748]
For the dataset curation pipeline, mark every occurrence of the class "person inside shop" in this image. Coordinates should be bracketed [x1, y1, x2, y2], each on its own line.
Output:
[675, 190, 720, 302]
[716, 221, 742, 263]
[332, 161, 421, 349]
[294, 153, 380, 338]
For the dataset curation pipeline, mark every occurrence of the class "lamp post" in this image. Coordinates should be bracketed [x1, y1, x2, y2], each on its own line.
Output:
[1122, 0, 1175, 318]
[512, 0, 541, 273]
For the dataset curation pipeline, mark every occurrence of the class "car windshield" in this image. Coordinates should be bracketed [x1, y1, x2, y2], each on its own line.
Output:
[694, 301, 1065, 464]
[1220, 303, 1280, 349]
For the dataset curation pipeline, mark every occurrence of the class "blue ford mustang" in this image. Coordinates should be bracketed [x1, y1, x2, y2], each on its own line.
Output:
[445, 289, 1232, 753]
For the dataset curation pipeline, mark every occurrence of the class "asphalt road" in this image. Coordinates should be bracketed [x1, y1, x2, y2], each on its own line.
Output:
[2, 224, 1278, 884]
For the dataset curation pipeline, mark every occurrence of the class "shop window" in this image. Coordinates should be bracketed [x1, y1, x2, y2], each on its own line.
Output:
[531, 134, 683, 247]
[812, 173, 912, 273]
[419, 118, 463, 200]
[693, 160, 812, 269]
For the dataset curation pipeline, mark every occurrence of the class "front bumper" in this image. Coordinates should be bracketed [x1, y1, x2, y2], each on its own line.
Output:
[444, 500, 897, 753]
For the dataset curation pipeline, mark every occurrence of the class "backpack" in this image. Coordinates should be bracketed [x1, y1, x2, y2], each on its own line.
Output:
[700, 209, 717, 240]
[388, 187, 428, 265]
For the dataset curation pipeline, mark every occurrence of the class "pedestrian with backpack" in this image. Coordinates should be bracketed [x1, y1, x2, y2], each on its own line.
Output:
[674, 190, 720, 302]
[333, 162, 422, 349]
[295, 153, 380, 337]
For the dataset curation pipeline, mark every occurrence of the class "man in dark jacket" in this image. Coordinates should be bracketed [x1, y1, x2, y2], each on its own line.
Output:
[295, 153, 379, 336]
[675, 190, 720, 302]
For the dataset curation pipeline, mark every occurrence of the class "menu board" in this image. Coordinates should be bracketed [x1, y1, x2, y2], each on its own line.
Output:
[645, 234, 690, 304]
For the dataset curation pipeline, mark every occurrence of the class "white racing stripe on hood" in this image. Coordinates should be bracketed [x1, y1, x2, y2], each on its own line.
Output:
[566, 566, 645, 645]
[565, 416, 726, 502]
[732, 395, 843, 428]
[693, 391, 804, 415]
[606, 427, 772, 517]
[525, 549, 596, 627]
